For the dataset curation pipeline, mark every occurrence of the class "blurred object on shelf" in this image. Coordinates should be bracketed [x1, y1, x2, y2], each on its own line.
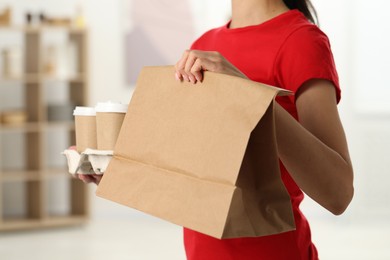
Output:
[25, 12, 34, 25]
[23, 7, 85, 28]
[43, 45, 57, 76]
[1, 47, 23, 79]
[42, 43, 76, 78]
[0, 7, 11, 26]
[47, 103, 74, 122]
[73, 5, 85, 28]
[0, 110, 27, 125]
[43, 17, 72, 27]
[39, 12, 47, 24]
[25, 11, 71, 27]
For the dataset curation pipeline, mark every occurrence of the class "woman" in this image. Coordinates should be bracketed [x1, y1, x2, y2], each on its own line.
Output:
[173, 0, 354, 259]
[80, 0, 354, 259]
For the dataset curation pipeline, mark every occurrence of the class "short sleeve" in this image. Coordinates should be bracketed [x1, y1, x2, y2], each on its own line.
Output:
[275, 26, 341, 103]
[190, 37, 201, 50]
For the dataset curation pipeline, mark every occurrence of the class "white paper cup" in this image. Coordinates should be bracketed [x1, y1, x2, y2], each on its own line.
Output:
[73, 106, 97, 153]
[95, 102, 128, 150]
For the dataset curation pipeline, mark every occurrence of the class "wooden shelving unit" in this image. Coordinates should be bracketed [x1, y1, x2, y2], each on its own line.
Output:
[0, 26, 89, 231]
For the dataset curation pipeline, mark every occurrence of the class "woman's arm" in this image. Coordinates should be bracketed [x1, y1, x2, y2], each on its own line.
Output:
[175, 50, 354, 215]
[275, 79, 353, 215]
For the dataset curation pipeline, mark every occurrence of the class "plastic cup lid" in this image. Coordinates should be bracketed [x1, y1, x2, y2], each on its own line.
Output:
[73, 106, 96, 116]
[95, 101, 128, 113]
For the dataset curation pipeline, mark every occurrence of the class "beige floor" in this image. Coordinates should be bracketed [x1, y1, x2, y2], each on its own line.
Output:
[0, 216, 389, 260]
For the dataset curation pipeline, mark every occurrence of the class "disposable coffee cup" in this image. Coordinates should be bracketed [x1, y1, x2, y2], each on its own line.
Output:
[95, 101, 128, 151]
[73, 106, 97, 153]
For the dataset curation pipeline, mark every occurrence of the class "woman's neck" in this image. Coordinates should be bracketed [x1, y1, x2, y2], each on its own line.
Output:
[230, 0, 289, 29]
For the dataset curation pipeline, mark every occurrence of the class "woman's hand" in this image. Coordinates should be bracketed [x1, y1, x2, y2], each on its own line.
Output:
[175, 50, 247, 83]
[68, 146, 102, 185]
[76, 173, 103, 185]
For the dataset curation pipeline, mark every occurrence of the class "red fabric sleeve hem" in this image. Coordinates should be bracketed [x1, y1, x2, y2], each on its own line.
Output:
[290, 76, 341, 105]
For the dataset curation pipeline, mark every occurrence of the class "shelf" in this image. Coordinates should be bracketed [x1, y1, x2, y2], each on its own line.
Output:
[0, 25, 86, 33]
[1, 168, 72, 181]
[0, 74, 86, 84]
[43, 121, 75, 130]
[1, 170, 41, 182]
[0, 121, 75, 132]
[47, 74, 87, 83]
[0, 122, 41, 133]
[43, 167, 72, 179]
[0, 215, 88, 231]
[0, 23, 88, 232]
[0, 73, 40, 83]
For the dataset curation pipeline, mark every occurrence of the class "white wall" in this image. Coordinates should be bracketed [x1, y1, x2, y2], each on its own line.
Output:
[84, 0, 231, 107]
[83, 0, 131, 106]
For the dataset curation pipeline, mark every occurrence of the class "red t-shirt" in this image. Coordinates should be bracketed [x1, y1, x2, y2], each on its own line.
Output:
[184, 10, 340, 260]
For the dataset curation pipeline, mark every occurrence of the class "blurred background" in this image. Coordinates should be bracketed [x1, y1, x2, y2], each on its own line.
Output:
[0, 0, 389, 259]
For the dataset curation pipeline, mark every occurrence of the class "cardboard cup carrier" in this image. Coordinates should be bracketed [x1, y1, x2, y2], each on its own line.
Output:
[95, 102, 128, 151]
[73, 106, 97, 153]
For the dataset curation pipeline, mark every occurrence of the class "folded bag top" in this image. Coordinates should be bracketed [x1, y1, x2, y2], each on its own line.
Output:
[96, 66, 295, 239]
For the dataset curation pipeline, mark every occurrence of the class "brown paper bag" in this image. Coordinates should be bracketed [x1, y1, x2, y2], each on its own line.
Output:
[96, 66, 295, 239]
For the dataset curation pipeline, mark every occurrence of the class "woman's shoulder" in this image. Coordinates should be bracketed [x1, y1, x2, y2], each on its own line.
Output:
[288, 24, 328, 43]
[283, 10, 330, 46]
[279, 23, 332, 60]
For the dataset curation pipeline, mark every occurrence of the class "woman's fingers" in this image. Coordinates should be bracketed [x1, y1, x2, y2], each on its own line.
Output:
[77, 174, 102, 185]
[92, 174, 103, 184]
[176, 50, 205, 83]
[184, 53, 198, 83]
[175, 50, 225, 84]
[175, 50, 190, 82]
[78, 174, 95, 184]
[191, 58, 204, 82]
[175, 50, 247, 83]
